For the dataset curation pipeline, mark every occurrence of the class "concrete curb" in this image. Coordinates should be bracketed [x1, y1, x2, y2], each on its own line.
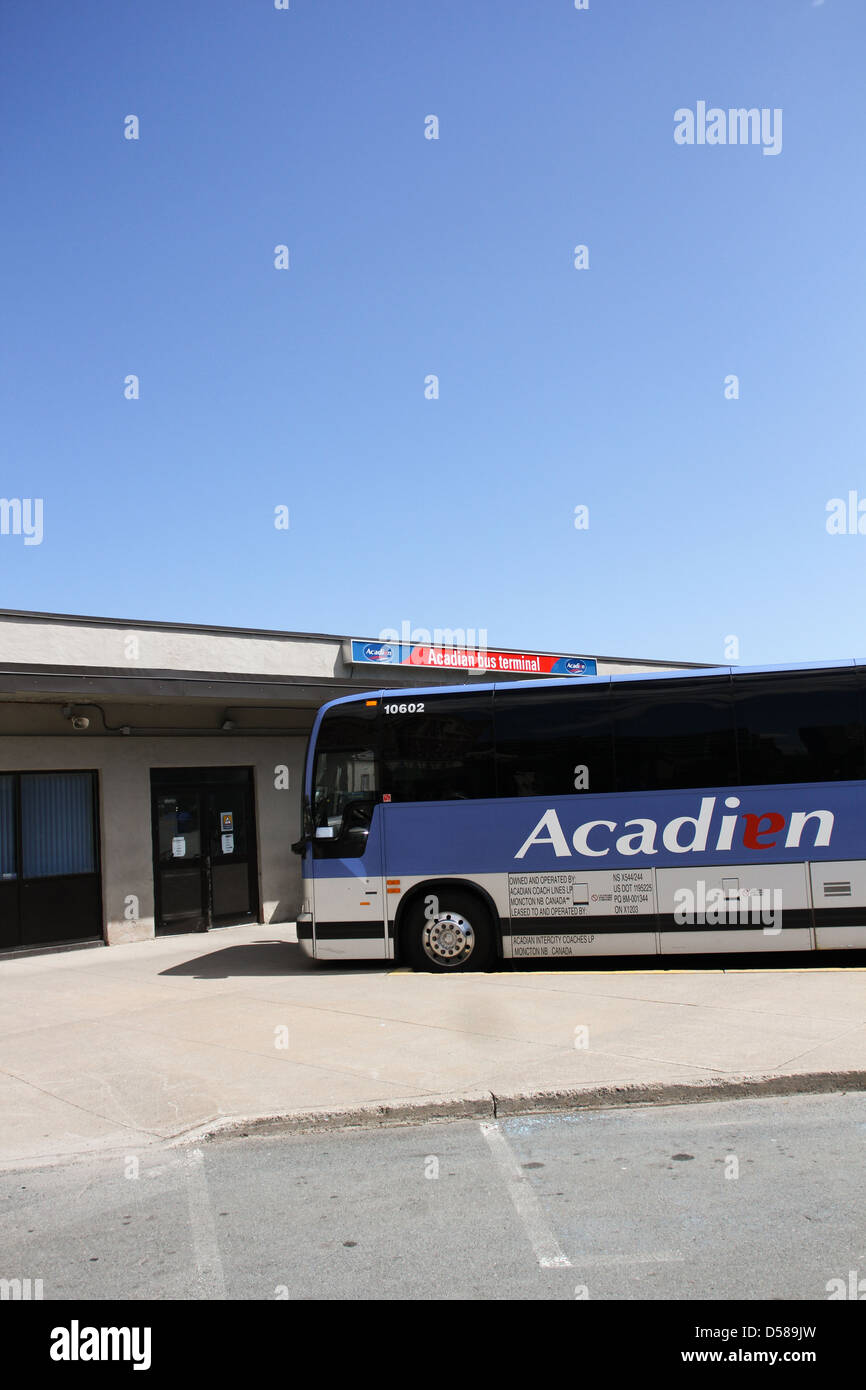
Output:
[185, 1069, 866, 1145]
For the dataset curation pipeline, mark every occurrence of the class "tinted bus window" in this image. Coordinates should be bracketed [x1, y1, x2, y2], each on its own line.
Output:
[312, 704, 380, 854]
[381, 694, 495, 801]
[612, 677, 737, 792]
[494, 686, 614, 797]
[733, 669, 865, 785]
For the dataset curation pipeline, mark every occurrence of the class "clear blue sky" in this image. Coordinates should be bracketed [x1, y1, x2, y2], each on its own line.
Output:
[2, 0, 864, 666]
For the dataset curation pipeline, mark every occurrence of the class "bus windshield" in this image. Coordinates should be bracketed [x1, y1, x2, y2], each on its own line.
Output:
[311, 705, 379, 853]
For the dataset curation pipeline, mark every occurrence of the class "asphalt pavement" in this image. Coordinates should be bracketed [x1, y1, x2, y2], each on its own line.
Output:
[1, 1092, 863, 1300]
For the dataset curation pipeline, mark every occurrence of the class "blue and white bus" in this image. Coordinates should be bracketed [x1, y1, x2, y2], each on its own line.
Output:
[292, 661, 866, 969]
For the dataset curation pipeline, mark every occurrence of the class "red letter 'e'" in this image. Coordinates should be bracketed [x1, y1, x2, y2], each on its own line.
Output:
[742, 811, 785, 850]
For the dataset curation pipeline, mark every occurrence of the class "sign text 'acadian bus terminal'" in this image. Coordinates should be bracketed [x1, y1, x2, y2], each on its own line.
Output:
[349, 640, 597, 677]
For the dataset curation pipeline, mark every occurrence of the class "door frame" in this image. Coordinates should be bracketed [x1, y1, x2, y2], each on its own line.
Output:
[150, 767, 260, 934]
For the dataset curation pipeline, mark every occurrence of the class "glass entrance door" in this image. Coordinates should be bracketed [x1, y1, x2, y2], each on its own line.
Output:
[204, 784, 255, 924]
[154, 790, 207, 933]
[151, 769, 259, 934]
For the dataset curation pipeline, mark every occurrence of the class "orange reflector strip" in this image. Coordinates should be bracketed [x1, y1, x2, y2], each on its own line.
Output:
[365, 700, 377, 706]
[387, 888, 401, 895]
[386, 879, 400, 885]
[360, 901, 370, 906]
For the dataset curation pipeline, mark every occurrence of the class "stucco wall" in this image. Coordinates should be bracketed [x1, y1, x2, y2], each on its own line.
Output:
[0, 616, 344, 679]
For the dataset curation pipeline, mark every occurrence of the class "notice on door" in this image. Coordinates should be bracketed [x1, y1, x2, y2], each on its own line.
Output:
[171, 836, 186, 858]
[220, 812, 233, 833]
[221, 833, 234, 854]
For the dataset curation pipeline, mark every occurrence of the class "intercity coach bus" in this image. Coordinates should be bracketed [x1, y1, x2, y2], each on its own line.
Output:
[292, 661, 866, 969]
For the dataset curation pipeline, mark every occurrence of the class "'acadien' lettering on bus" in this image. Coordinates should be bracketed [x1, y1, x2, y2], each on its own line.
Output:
[514, 797, 834, 860]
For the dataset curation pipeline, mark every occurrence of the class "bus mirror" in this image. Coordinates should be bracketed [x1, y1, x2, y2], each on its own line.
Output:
[315, 826, 335, 839]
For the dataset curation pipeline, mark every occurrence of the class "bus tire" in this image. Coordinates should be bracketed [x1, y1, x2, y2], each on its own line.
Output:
[402, 887, 497, 973]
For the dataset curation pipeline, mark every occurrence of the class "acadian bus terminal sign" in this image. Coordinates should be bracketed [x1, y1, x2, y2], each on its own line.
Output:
[347, 640, 598, 677]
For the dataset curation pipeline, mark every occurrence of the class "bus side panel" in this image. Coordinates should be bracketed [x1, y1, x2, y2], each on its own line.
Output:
[378, 784, 866, 961]
[312, 806, 387, 960]
[811, 859, 866, 949]
[656, 861, 813, 955]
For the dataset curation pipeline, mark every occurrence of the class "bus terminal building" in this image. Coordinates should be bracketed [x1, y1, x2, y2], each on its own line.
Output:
[0, 609, 703, 954]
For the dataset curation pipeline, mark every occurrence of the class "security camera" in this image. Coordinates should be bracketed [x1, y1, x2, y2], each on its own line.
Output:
[71, 716, 90, 731]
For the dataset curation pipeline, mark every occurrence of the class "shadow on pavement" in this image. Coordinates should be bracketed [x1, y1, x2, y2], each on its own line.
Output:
[159, 940, 866, 981]
[159, 940, 389, 980]
[504, 949, 866, 973]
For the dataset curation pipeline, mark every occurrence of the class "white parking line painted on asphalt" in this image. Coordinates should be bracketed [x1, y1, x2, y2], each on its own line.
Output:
[479, 1121, 572, 1270]
[572, 1251, 685, 1267]
[183, 1148, 227, 1300]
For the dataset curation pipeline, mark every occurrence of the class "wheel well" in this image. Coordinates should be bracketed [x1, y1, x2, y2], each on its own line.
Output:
[393, 879, 503, 963]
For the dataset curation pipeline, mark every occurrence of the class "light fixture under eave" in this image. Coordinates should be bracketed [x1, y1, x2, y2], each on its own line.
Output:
[221, 719, 236, 731]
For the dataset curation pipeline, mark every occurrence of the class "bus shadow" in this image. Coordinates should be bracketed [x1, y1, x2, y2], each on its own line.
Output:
[159, 940, 388, 980]
[157, 943, 866, 981]
[501, 950, 866, 974]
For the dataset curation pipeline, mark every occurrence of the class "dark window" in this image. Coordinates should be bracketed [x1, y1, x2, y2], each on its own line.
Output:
[313, 702, 380, 856]
[494, 686, 614, 797]
[733, 669, 865, 785]
[382, 694, 495, 801]
[0, 775, 15, 878]
[612, 677, 738, 793]
[20, 772, 96, 877]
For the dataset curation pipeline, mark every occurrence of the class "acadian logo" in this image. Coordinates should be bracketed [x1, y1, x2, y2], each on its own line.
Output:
[515, 797, 834, 860]
[50, 1321, 151, 1371]
[363, 644, 394, 662]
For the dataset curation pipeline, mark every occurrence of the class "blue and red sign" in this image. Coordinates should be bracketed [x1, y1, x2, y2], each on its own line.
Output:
[349, 640, 597, 677]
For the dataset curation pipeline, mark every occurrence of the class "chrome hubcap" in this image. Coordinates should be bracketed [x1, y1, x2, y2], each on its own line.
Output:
[422, 911, 475, 966]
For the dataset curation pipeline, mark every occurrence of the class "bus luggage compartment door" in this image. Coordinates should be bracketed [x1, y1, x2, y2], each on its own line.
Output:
[311, 798, 387, 960]
[655, 862, 813, 954]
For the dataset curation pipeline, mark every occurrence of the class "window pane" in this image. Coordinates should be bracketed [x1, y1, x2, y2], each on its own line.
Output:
[20, 773, 96, 878]
[313, 748, 379, 825]
[612, 678, 737, 792]
[0, 775, 15, 878]
[494, 687, 614, 796]
[313, 703, 380, 856]
[313, 706, 380, 823]
[382, 694, 495, 801]
[315, 702, 379, 754]
[734, 670, 865, 785]
[156, 794, 202, 862]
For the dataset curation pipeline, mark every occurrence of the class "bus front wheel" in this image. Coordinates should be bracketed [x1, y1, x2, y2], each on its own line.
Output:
[402, 888, 497, 973]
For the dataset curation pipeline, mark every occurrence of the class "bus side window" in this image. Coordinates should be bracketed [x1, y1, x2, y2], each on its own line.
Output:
[733, 669, 866, 785]
[381, 695, 495, 801]
[611, 677, 737, 793]
[494, 688, 615, 798]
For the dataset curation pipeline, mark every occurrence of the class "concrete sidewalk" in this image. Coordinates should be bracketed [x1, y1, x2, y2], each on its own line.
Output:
[1, 924, 866, 1168]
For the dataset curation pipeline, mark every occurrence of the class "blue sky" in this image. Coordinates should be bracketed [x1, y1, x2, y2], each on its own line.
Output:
[1, 0, 864, 667]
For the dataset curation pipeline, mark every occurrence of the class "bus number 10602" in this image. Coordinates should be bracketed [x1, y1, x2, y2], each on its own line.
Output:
[384, 702, 425, 714]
